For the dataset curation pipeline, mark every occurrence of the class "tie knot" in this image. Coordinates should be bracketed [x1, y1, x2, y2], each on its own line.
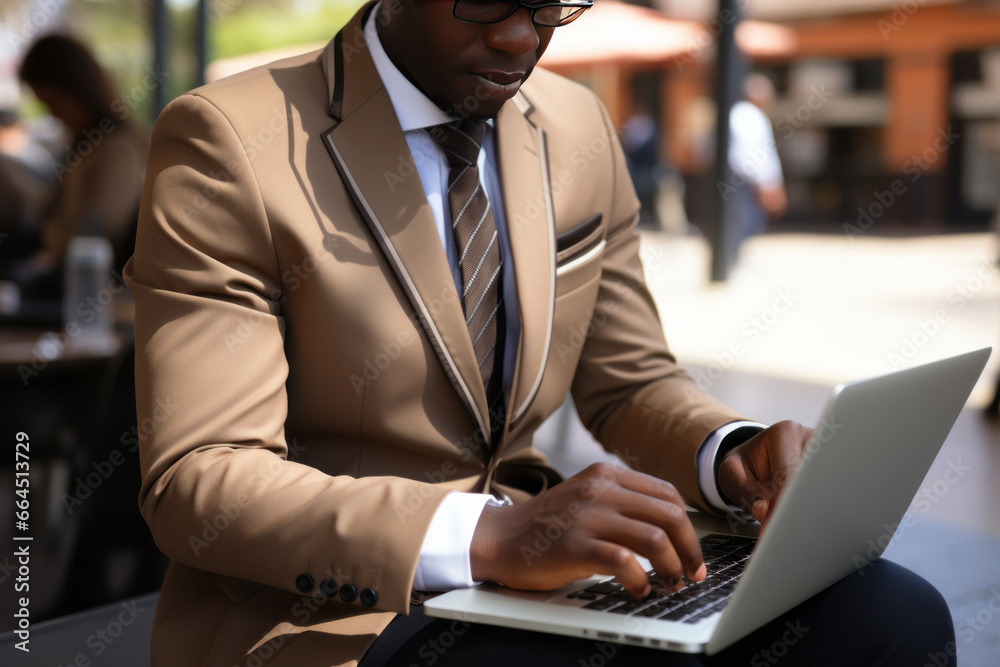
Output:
[430, 120, 485, 168]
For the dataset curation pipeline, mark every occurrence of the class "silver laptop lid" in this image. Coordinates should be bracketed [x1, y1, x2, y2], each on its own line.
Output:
[707, 347, 992, 654]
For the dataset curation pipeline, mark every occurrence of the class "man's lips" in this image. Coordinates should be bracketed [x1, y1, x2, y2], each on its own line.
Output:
[474, 70, 526, 86]
[469, 70, 527, 102]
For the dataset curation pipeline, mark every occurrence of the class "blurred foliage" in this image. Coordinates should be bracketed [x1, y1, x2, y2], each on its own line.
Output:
[211, 0, 363, 60]
[2, 0, 154, 122]
[1, 0, 364, 125]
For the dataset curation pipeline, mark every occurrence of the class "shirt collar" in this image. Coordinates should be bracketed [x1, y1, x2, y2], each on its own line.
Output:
[364, 2, 453, 132]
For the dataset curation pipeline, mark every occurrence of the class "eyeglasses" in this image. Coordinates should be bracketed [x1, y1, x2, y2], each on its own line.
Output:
[452, 0, 594, 27]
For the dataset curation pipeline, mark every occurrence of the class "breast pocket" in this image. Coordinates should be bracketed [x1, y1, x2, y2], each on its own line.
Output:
[555, 213, 605, 297]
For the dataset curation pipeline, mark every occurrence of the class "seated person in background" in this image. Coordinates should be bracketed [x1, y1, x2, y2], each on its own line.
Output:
[6, 34, 147, 293]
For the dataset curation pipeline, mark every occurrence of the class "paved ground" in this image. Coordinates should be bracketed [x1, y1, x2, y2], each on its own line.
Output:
[638, 230, 1000, 408]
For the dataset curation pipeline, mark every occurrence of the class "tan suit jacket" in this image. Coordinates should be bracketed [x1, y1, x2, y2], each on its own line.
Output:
[127, 4, 745, 665]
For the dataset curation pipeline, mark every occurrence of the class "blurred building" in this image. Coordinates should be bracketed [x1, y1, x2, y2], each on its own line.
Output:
[658, 0, 1000, 230]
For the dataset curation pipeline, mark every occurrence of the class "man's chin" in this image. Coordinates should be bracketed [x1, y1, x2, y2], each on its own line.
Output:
[443, 75, 525, 119]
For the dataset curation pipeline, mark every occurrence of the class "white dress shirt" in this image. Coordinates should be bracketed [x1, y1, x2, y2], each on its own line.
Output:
[729, 100, 783, 188]
[364, 5, 763, 592]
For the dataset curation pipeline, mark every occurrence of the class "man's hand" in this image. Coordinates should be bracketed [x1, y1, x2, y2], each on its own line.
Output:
[717, 420, 814, 526]
[470, 463, 705, 598]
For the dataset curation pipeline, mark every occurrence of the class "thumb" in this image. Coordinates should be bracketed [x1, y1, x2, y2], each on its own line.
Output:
[719, 455, 771, 524]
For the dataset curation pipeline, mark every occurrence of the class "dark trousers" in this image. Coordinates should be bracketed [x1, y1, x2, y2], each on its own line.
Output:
[361, 559, 955, 667]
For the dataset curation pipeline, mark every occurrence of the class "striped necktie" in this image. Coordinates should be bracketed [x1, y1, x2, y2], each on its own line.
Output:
[431, 119, 503, 396]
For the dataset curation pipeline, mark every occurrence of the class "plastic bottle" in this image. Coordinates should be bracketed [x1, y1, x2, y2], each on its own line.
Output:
[63, 235, 113, 345]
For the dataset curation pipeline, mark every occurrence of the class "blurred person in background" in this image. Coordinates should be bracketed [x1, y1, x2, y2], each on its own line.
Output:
[622, 105, 660, 228]
[621, 106, 688, 234]
[5, 34, 147, 295]
[727, 72, 786, 265]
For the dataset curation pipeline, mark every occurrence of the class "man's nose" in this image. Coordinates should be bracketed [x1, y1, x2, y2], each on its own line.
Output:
[484, 7, 541, 55]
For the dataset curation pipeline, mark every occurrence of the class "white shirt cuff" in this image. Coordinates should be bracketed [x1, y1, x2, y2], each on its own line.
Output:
[413, 491, 501, 592]
[696, 421, 767, 512]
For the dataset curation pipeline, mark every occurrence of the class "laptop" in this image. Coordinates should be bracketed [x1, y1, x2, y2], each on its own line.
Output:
[425, 347, 992, 654]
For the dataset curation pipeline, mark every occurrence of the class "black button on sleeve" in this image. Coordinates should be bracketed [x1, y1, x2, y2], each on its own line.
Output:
[339, 583, 357, 603]
[360, 588, 378, 607]
[320, 578, 338, 599]
[295, 574, 314, 593]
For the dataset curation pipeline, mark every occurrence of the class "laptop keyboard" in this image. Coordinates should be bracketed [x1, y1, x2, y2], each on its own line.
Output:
[564, 534, 755, 624]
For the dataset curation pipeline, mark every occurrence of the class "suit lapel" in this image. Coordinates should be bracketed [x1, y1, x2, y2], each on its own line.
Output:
[495, 94, 556, 438]
[320, 8, 491, 443]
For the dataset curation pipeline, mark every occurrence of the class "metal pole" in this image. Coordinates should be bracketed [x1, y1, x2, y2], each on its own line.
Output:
[196, 0, 209, 88]
[710, 0, 745, 282]
[153, 0, 168, 118]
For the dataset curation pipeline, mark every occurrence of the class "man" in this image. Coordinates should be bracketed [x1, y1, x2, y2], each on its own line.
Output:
[128, 1, 954, 665]
[727, 73, 786, 266]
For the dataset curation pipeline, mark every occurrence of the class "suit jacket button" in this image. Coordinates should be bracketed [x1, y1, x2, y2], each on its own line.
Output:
[295, 574, 314, 593]
[360, 588, 378, 607]
[320, 578, 338, 599]
[340, 583, 357, 603]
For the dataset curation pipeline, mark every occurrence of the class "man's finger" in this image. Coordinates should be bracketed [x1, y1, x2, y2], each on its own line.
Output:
[595, 515, 696, 586]
[582, 463, 685, 508]
[721, 456, 772, 523]
[586, 539, 653, 598]
[759, 427, 812, 523]
[599, 489, 704, 581]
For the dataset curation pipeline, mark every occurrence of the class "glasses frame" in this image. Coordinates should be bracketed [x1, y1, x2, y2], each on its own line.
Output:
[451, 0, 594, 27]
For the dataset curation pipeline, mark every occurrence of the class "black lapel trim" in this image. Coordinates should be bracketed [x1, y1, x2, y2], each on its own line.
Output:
[329, 31, 345, 120]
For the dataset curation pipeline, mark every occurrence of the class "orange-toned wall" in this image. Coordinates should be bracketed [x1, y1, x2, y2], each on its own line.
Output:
[661, 4, 1000, 176]
[788, 3, 1000, 173]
